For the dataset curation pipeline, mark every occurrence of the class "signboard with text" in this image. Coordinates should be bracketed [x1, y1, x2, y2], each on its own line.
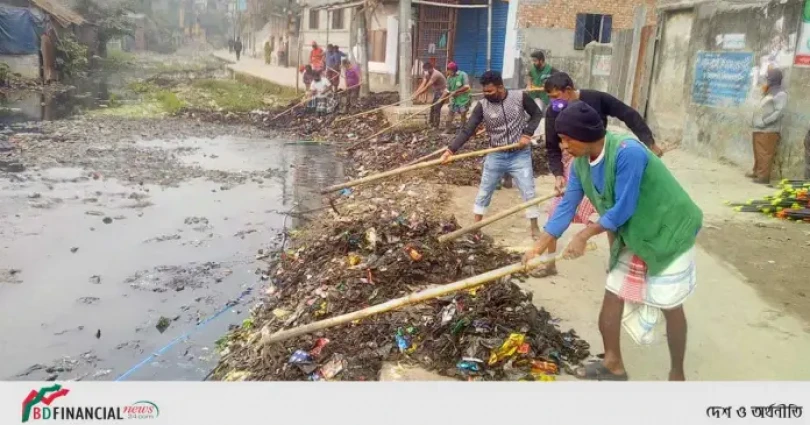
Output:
[691, 51, 753, 107]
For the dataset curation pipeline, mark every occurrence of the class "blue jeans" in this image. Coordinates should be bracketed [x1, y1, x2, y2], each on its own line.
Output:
[474, 147, 539, 219]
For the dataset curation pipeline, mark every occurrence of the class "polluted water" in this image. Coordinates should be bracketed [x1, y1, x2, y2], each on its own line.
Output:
[0, 132, 343, 381]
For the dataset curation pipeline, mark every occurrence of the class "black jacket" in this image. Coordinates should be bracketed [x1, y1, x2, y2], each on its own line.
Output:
[545, 89, 655, 176]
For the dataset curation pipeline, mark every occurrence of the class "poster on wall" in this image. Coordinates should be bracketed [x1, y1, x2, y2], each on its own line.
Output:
[592, 55, 612, 77]
[795, 0, 810, 66]
[691, 51, 754, 107]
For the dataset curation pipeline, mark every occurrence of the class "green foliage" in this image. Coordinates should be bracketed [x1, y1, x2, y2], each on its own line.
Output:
[154, 90, 184, 114]
[0, 63, 10, 85]
[127, 80, 158, 93]
[99, 49, 135, 70]
[54, 34, 89, 77]
[74, 0, 136, 57]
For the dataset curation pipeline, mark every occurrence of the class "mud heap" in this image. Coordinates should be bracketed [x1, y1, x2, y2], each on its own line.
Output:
[181, 92, 549, 186]
[212, 180, 589, 382]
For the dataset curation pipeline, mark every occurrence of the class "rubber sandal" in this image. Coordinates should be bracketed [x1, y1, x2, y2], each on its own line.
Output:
[574, 361, 629, 381]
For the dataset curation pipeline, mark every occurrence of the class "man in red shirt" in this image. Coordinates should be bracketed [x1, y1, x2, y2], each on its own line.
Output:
[309, 41, 325, 73]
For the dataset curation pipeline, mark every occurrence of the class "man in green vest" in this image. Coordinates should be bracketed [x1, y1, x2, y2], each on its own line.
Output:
[527, 50, 558, 113]
[523, 101, 703, 381]
[501, 50, 558, 190]
[444, 61, 472, 132]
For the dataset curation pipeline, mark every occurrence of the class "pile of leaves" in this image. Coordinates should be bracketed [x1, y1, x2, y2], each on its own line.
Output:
[213, 206, 589, 382]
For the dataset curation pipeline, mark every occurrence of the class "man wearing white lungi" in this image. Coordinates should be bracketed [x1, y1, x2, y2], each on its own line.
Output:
[524, 101, 703, 381]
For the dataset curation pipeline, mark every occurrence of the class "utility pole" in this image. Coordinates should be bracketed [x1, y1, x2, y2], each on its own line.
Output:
[358, 6, 370, 97]
[349, 8, 357, 62]
[398, 0, 412, 106]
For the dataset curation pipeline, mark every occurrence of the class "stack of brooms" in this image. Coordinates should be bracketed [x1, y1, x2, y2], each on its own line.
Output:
[727, 179, 810, 222]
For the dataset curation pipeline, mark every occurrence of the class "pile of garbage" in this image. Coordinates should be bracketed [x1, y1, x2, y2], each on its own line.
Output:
[213, 203, 590, 382]
[727, 179, 810, 222]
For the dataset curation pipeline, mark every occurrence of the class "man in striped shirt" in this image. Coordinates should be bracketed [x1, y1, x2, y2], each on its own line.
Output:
[441, 71, 544, 238]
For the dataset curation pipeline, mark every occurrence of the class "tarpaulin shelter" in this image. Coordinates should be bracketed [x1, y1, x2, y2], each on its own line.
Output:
[0, 5, 44, 55]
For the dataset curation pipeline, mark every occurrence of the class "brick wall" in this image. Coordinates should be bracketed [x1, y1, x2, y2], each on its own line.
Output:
[517, 0, 656, 30]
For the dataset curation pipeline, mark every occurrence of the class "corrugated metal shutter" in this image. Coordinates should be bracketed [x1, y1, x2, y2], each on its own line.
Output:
[452, 0, 509, 77]
[453, 8, 484, 77]
[489, 0, 508, 74]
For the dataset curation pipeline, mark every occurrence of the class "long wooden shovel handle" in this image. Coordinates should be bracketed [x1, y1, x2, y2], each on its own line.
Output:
[259, 242, 597, 346]
[334, 98, 410, 123]
[404, 147, 447, 167]
[321, 143, 522, 194]
[438, 191, 560, 243]
[272, 97, 308, 120]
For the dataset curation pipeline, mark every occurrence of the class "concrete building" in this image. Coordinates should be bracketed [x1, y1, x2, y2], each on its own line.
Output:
[297, 0, 398, 91]
[645, 0, 809, 178]
[502, 0, 656, 87]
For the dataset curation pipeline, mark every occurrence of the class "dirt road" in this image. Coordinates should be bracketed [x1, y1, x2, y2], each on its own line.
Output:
[446, 148, 810, 380]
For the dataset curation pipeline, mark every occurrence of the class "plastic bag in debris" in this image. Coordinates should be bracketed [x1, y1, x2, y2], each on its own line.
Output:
[289, 350, 317, 374]
[440, 303, 457, 325]
[456, 358, 484, 375]
[488, 333, 525, 365]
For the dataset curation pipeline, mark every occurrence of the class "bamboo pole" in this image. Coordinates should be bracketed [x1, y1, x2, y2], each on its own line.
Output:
[437, 191, 560, 243]
[259, 243, 595, 346]
[334, 97, 411, 123]
[271, 97, 308, 120]
[404, 147, 446, 166]
[321, 143, 521, 194]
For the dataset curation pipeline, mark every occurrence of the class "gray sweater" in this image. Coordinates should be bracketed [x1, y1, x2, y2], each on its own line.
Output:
[752, 90, 788, 133]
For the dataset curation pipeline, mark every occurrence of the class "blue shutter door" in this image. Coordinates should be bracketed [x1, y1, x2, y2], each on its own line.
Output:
[452, 0, 508, 77]
[453, 8, 483, 77]
[489, 0, 508, 73]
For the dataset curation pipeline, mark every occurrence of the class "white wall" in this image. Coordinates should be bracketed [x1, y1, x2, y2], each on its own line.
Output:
[1, 55, 40, 79]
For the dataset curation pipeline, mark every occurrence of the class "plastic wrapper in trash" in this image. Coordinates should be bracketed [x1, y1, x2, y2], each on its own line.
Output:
[395, 328, 415, 353]
[456, 359, 483, 374]
[289, 350, 313, 364]
[440, 303, 457, 325]
[289, 349, 317, 374]
[527, 372, 556, 382]
[310, 338, 330, 357]
[488, 333, 526, 365]
[403, 245, 423, 262]
[517, 343, 530, 355]
[531, 360, 558, 375]
[319, 354, 347, 380]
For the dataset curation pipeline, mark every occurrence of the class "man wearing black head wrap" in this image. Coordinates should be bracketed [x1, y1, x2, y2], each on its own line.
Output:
[524, 101, 703, 382]
[749, 67, 788, 184]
